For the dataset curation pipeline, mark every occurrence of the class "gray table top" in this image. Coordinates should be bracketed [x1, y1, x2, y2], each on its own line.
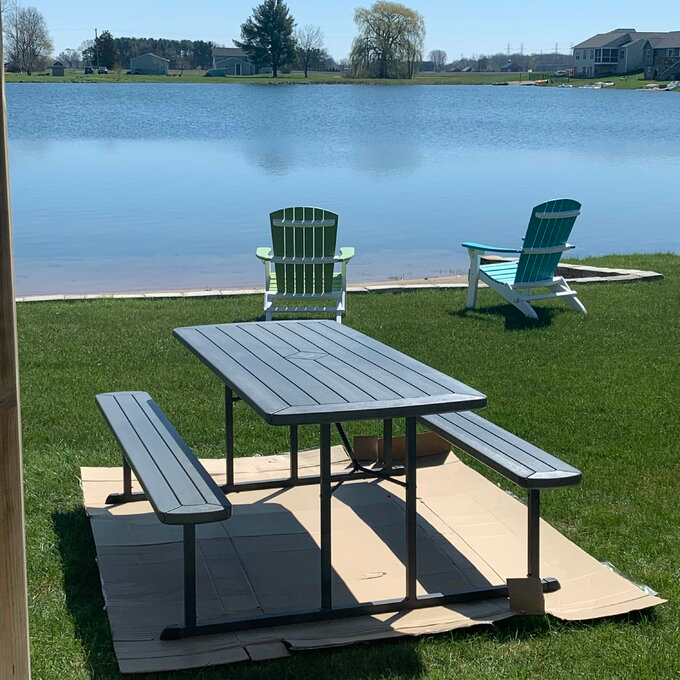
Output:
[174, 320, 487, 426]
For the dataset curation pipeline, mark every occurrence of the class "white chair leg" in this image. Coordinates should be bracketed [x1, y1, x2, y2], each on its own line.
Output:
[553, 279, 587, 315]
[466, 251, 481, 309]
[513, 300, 539, 320]
[336, 288, 346, 324]
[566, 295, 587, 315]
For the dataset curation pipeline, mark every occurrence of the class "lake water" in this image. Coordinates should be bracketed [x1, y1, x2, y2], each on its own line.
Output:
[7, 82, 680, 295]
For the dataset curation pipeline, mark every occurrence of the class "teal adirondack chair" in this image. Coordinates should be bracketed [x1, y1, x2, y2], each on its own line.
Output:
[256, 207, 355, 323]
[463, 199, 587, 320]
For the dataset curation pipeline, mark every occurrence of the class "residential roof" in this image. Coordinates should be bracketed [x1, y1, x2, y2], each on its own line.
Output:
[213, 47, 248, 58]
[654, 32, 680, 48]
[574, 29, 677, 50]
[130, 53, 170, 63]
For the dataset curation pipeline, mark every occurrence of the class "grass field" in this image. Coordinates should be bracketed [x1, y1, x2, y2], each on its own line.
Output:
[6, 69, 674, 90]
[19, 253, 680, 678]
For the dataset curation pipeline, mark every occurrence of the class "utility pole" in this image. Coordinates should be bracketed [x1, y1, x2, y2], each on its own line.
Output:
[507, 43, 511, 56]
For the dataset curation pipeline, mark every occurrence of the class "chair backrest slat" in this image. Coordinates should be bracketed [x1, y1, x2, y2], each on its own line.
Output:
[270, 207, 339, 295]
[515, 199, 582, 284]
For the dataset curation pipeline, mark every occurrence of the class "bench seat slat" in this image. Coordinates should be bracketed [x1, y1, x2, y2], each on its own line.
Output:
[114, 393, 208, 507]
[97, 391, 231, 525]
[420, 411, 581, 489]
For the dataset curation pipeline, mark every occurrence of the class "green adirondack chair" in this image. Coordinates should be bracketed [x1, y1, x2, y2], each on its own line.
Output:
[256, 207, 355, 323]
[463, 199, 587, 320]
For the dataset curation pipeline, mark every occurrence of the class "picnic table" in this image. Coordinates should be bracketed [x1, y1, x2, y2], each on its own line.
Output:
[169, 319, 498, 636]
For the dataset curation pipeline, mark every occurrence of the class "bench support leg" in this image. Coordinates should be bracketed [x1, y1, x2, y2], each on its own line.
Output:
[105, 458, 136, 504]
[527, 489, 540, 579]
[184, 524, 197, 633]
[405, 416, 418, 603]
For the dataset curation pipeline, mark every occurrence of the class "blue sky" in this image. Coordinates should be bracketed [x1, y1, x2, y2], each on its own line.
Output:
[40, 0, 680, 60]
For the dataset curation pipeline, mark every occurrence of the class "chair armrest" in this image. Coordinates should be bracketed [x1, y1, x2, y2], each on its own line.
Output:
[256, 247, 273, 261]
[335, 247, 355, 262]
[462, 241, 522, 254]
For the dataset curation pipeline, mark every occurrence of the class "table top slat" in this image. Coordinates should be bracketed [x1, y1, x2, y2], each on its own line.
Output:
[195, 325, 317, 407]
[245, 323, 381, 403]
[280, 322, 428, 398]
[216, 324, 347, 406]
[295, 321, 470, 396]
[174, 327, 290, 414]
[262, 323, 405, 401]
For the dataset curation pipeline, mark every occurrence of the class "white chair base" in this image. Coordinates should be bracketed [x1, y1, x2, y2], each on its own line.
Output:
[468, 266, 587, 320]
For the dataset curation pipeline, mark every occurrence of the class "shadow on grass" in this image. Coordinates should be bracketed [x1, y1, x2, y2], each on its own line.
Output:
[452, 304, 565, 330]
[52, 508, 121, 678]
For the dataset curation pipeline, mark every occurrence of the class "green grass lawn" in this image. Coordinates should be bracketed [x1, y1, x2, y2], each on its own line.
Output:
[18, 253, 680, 678]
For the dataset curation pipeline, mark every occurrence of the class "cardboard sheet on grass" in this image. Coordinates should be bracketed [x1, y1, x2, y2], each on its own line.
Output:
[81, 439, 663, 674]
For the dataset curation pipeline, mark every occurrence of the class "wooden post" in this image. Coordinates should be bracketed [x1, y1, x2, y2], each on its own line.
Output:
[0, 12, 32, 679]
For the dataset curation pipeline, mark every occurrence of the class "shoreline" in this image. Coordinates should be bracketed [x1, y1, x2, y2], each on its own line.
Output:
[14, 262, 663, 303]
[6, 71, 676, 91]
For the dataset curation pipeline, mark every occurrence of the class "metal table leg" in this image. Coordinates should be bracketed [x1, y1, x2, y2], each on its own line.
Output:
[383, 419, 393, 473]
[320, 423, 332, 612]
[225, 386, 234, 487]
[290, 425, 299, 482]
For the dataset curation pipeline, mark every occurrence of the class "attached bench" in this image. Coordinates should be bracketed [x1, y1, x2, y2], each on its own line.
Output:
[419, 410, 581, 586]
[96, 391, 232, 639]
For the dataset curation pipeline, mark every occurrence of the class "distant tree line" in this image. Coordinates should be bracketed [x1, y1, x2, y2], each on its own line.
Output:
[79, 33, 216, 70]
[447, 51, 573, 73]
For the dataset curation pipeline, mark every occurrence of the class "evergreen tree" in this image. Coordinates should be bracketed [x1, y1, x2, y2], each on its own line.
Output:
[234, 0, 296, 77]
[84, 30, 117, 68]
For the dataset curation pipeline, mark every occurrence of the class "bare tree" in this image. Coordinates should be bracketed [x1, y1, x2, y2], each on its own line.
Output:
[56, 48, 81, 69]
[3, 4, 53, 74]
[428, 49, 447, 72]
[294, 23, 324, 77]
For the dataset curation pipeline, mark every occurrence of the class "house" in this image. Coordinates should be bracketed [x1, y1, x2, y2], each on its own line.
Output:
[642, 32, 680, 80]
[573, 29, 679, 78]
[51, 61, 65, 76]
[129, 53, 169, 75]
[500, 60, 522, 72]
[208, 46, 257, 76]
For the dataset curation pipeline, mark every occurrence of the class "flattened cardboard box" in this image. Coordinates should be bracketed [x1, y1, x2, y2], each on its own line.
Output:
[81, 446, 663, 674]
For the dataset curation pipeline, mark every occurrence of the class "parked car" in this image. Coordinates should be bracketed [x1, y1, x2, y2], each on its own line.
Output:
[84, 66, 94, 74]
[97, 66, 108, 75]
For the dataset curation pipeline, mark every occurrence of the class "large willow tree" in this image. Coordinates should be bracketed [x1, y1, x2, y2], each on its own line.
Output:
[349, 2, 425, 79]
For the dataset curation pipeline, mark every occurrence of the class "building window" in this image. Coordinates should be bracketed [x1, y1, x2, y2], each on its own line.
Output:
[575, 52, 580, 60]
[646, 49, 652, 60]
[590, 50, 594, 59]
[620, 50, 624, 59]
